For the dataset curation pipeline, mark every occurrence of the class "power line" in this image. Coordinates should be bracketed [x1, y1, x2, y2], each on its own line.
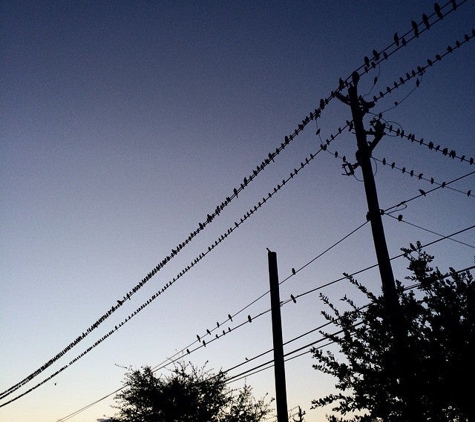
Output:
[1, 123, 345, 407]
[382, 169, 475, 212]
[373, 156, 475, 198]
[363, 25, 475, 108]
[148, 219, 370, 372]
[50, 225, 475, 421]
[384, 125, 475, 166]
[156, 218, 475, 375]
[384, 213, 475, 250]
[226, 264, 475, 384]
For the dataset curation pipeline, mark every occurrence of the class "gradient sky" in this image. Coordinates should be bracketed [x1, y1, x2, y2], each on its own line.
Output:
[1, 1, 474, 421]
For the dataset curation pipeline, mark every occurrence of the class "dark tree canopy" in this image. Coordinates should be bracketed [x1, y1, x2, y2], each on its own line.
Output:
[107, 362, 272, 422]
[311, 243, 474, 422]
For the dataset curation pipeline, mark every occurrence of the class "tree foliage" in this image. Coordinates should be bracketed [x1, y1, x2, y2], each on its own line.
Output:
[107, 362, 272, 422]
[311, 243, 474, 422]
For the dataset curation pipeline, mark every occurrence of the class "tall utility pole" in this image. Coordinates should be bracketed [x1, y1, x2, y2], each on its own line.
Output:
[346, 72, 399, 325]
[268, 250, 288, 422]
[345, 72, 421, 422]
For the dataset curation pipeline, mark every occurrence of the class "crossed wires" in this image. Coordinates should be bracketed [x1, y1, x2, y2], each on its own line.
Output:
[226, 263, 475, 385]
[54, 222, 475, 422]
[0, 122, 346, 409]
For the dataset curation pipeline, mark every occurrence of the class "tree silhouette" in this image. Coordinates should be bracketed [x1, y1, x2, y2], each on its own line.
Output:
[107, 362, 272, 422]
[311, 243, 474, 422]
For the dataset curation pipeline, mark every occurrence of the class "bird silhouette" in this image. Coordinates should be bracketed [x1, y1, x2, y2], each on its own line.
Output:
[292, 268, 296, 275]
[422, 13, 430, 29]
[434, 2, 443, 18]
[228, 314, 233, 322]
[394, 32, 399, 46]
[419, 189, 426, 196]
[248, 315, 252, 323]
[412, 20, 419, 37]
[291, 294, 297, 303]
[206, 329, 211, 335]
[186, 349, 190, 354]
[398, 215, 403, 221]
[196, 334, 201, 342]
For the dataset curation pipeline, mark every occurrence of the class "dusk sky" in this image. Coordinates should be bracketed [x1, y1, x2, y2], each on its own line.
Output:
[1, 1, 474, 421]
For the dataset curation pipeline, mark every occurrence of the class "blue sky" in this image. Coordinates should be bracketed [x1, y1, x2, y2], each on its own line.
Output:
[1, 1, 474, 421]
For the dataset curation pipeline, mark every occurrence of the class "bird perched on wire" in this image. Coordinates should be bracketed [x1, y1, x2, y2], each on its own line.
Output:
[422, 13, 430, 29]
[434, 2, 443, 18]
[394, 32, 399, 46]
[412, 20, 419, 37]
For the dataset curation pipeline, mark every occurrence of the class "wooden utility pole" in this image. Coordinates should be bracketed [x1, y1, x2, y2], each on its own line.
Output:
[268, 250, 288, 422]
[346, 72, 399, 324]
[345, 72, 421, 422]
